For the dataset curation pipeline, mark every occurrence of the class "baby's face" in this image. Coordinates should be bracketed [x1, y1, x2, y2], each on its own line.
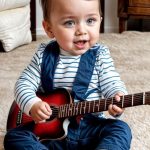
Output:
[47, 0, 101, 56]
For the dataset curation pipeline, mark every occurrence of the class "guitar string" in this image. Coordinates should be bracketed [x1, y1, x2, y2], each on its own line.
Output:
[50, 91, 150, 117]
[21, 93, 144, 121]
[52, 94, 144, 111]
[51, 94, 145, 117]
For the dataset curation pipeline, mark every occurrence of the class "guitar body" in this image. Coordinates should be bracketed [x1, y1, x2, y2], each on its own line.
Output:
[7, 88, 72, 140]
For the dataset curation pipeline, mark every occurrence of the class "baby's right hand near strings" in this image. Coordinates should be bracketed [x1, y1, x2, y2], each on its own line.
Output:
[30, 101, 52, 123]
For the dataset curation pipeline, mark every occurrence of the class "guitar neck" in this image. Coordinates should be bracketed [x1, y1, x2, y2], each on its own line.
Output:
[57, 91, 150, 118]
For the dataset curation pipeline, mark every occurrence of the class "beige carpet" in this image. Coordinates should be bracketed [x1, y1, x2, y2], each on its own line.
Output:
[0, 31, 150, 150]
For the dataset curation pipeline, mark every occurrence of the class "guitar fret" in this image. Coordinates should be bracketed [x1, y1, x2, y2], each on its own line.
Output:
[73, 103, 75, 116]
[122, 95, 124, 108]
[58, 106, 61, 118]
[143, 92, 145, 105]
[63, 105, 66, 117]
[61, 105, 64, 118]
[98, 100, 100, 112]
[93, 101, 95, 112]
[83, 102, 85, 114]
[76, 103, 79, 115]
[80, 102, 82, 114]
[95, 101, 99, 112]
[66, 104, 68, 117]
[88, 101, 91, 113]
[68, 103, 72, 117]
[67, 104, 70, 117]
[68, 104, 70, 117]
[64, 104, 67, 117]
[67, 105, 69, 117]
[61, 106, 63, 118]
[84, 102, 86, 114]
[74, 103, 76, 116]
[132, 94, 134, 106]
[104, 99, 107, 111]
[60, 105, 63, 118]
[71, 104, 73, 116]
[62, 105, 65, 118]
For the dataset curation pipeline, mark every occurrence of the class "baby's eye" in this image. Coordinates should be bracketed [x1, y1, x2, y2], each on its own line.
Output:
[64, 20, 75, 28]
[86, 18, 96, 26]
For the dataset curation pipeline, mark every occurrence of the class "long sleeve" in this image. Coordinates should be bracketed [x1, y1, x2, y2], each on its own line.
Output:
[96, 45, 127, 98]
[14, 43, 46, 115]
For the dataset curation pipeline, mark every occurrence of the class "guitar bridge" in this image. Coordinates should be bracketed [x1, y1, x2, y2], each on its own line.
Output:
[16, 110, 23, 126]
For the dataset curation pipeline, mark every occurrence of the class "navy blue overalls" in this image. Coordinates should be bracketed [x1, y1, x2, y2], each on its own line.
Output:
[4, 41, 132, 150]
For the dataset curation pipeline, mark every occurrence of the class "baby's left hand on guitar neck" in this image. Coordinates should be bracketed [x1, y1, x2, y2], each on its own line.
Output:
[108, 92, 125, 117]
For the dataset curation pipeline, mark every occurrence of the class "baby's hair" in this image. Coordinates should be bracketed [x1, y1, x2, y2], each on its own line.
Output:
[40, 0, 102, 21]
[39, 0, 51, 21]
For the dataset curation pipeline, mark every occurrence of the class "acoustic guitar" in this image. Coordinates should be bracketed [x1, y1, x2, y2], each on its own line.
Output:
[7, 88, 150, 140]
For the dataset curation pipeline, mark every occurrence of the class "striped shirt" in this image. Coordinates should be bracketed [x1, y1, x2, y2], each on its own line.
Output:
[15, 41, 127, 116]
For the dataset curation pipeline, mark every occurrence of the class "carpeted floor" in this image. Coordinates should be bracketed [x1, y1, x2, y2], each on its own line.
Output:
[0, 31, 150, 150]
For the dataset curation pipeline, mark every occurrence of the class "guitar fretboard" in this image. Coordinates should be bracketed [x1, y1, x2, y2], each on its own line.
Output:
[57, 91, 150, 118]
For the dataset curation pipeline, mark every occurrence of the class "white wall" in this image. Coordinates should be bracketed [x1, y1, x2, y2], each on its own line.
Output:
[36, 1, 45, 35]
[36, 0, 119, 35]
[104, 0, 119, 33]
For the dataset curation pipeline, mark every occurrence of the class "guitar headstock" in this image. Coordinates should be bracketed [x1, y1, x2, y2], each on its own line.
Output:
[145, 91, 150, 105]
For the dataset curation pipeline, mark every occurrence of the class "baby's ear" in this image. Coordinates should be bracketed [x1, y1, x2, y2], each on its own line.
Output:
[42, 20, 54, 38]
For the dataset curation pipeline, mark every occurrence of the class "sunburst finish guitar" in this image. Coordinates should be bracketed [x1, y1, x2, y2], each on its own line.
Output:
[7, 88, 150, 140]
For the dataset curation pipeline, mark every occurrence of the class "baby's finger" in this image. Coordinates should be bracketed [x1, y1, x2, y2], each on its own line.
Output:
[108, 104, 117, 116]
[45, 102, 52, 114]
[112, 105, 123, 113]
[40, 102, 52, 116]
[37, 110, 50, 120]
[114, 93, 123, 102]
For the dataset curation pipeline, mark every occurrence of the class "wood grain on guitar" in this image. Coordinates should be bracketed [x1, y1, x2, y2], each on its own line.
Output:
[7, 88, 150, 140]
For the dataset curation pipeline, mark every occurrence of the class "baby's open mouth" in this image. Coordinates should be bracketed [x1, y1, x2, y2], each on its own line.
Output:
[74, 40, 87, 45]
[74, 40, 88, 49]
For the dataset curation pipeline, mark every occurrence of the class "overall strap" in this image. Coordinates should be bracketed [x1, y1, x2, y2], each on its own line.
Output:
[41, 41, 99, 101]
[71, 45, 98, 101]
[41, 41, 60, 93]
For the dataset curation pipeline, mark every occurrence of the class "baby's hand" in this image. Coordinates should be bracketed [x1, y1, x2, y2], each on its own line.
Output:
[30, 101, 52, 123]
[108, 92, 125, 117]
